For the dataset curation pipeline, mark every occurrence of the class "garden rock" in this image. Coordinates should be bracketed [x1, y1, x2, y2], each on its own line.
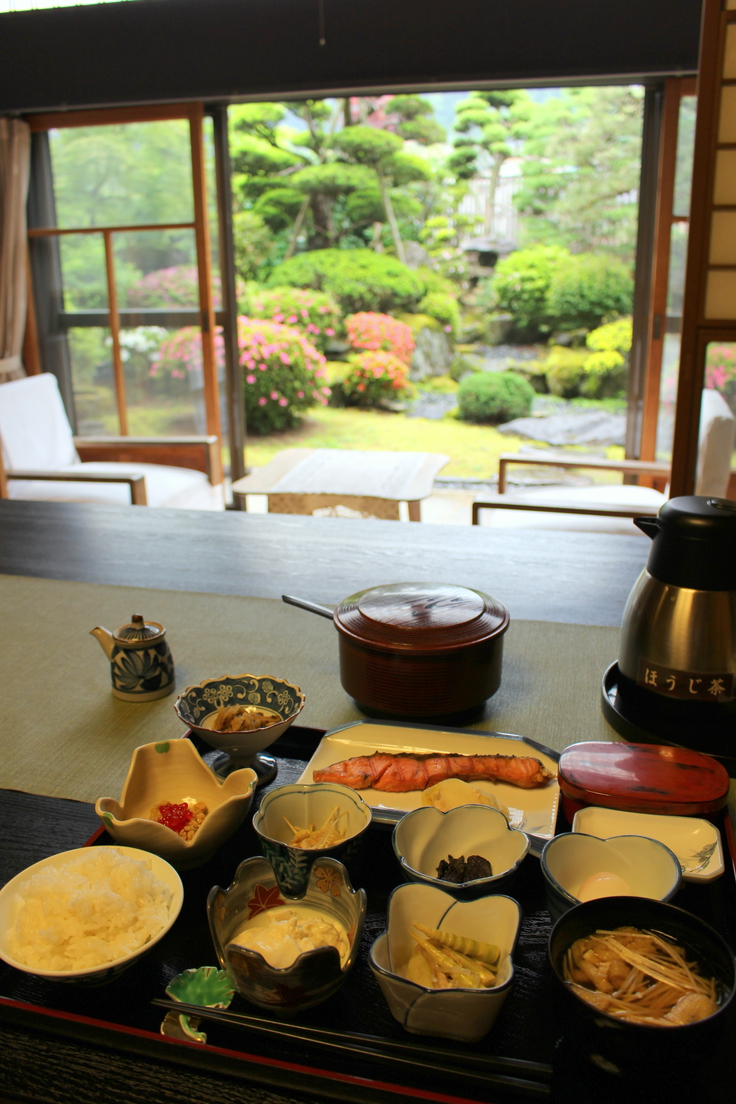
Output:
[497, 408, 626, 447]
[407, 392, 458, 420]
[410, 327, 454, 380]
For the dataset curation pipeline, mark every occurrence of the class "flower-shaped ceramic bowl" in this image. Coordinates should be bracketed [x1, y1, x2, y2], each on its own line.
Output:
[207, 854, 366, 1015]
[95, 740, 257, 870]
[252, 782, 372, 896]
[368, 882, 521, 1042]
[0, 845, 183, 985]
[392, 805, 530, 899]
[174, 673, 305, 780]
[540, 831, 682, 922]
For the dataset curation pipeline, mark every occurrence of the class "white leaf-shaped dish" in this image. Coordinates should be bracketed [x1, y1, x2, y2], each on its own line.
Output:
[572, 806, 724, 883]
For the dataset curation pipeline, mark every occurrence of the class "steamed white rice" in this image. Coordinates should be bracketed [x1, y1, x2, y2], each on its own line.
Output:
[7, 848, 173, 972]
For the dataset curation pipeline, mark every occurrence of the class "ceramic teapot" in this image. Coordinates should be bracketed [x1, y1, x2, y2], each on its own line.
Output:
[91, 614, 175, 702]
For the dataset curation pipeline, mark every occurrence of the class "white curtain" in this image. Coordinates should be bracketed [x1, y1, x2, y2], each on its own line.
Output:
[0, 118, 31, 384]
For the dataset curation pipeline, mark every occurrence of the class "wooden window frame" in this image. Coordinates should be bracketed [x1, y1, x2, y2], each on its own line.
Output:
[23, 103, 222, 483]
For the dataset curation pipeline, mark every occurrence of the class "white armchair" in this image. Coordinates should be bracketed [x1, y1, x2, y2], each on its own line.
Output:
[473, 389, 736, 531]
[0, 373, 225, 510]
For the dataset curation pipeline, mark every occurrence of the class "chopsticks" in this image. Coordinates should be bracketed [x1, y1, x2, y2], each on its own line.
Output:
[152, 998, 553, 1096]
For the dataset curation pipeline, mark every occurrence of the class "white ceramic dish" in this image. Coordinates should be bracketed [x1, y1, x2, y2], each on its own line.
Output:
[368, 882, 521, 1042]
[572, 806, 725, 883]
[0, 845, 183, 984]
[95, 739, 257, 870]
[392, 804, 530, 897]
[298, 721, 559, 850]
[540, 832, 682, 922]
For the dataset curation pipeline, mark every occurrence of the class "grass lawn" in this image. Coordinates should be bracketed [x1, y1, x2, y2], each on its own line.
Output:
[243, 406, 533, 481]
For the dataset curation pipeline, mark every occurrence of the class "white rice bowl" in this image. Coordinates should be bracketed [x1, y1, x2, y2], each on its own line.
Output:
[0, 846, 183, 982]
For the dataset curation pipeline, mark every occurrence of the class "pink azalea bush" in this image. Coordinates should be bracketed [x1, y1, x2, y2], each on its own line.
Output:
[243, 286, 341, 353]
[238, 317, 330, 434]
[153, 318, 329, 435]
[128, 265, 222, 309]
[154, 326, 225, 383]
[345, 312, 415, 366]
[341, 350, 410, 408]
[706, 344, 736, 411]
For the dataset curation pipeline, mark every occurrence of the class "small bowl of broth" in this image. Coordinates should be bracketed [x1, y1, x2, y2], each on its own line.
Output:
[548, 896, 736, 1074]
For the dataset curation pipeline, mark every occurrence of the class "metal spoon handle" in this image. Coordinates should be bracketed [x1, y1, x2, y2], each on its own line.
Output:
[282, 594, 335, 620]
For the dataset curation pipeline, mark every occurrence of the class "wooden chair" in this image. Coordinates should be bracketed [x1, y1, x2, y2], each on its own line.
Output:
[0, 373, 225, 509]
[473, 389, 736, 530]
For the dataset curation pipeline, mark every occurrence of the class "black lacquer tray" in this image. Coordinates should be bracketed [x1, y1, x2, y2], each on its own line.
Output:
[1, 726, 736, 1104]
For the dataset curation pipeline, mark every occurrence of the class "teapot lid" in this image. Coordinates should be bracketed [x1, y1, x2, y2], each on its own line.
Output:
[113, 614, 165, 643]
[638, 496, 736, 591]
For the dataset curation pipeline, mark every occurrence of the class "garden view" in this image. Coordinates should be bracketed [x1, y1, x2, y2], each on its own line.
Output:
[49, 87, 726, 485]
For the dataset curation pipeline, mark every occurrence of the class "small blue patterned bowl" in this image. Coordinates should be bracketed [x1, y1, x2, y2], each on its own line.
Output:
[174, 673, 305, 767]
[207, 855, 366, 1014]
[252, 783, 372, 896]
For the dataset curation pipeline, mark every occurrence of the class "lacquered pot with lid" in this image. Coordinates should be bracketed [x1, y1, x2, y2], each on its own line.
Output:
[284, 582, 510, 723]
[334, 582, 509, 722]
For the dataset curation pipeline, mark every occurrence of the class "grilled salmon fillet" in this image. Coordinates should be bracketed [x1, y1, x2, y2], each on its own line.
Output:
[312, 751, 555, 792]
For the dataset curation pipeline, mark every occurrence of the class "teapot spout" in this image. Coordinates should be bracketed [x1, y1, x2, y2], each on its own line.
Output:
[90, 625, 114, 659]
[634, 515, 660, 540]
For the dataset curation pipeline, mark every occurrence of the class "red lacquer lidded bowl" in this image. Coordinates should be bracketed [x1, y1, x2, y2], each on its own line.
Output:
[558, 741, 730, 823]
[333, 581, 510, 721]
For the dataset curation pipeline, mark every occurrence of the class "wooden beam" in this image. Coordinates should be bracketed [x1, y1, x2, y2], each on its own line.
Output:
[22, 248, 42, 376]
[670, 0, 725, 497]
[103, 228, 127, 436]
[640, 77, 683, 465]
[189, 106, 223, 483]
[28, 222, 194, 237]
[25, 104, 200, 132]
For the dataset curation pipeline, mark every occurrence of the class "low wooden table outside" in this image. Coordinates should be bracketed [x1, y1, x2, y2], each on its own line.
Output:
[231, 447, 450, 520]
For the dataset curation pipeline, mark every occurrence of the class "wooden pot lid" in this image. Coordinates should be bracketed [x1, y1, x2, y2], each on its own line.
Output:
[333, 582, 510, 655]
[558, 741, 730, 816]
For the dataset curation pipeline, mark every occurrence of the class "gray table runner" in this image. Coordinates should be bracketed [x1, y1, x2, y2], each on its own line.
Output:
[0, 574, 626, 804]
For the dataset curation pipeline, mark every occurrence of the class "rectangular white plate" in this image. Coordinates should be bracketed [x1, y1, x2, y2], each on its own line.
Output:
[572, 806, 724, 883]
[298, 720, 559, 850]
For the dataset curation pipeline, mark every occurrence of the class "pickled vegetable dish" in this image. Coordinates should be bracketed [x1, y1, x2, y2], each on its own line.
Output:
[403, 923, 501, 990]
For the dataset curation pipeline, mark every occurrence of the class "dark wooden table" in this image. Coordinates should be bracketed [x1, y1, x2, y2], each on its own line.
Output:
[0, 501, 696, 1104]
[0, 500, 649, 625]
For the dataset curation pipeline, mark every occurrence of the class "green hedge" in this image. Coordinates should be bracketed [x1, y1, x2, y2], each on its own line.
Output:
[457, 371, 535, 424]
[267, 249, 425, 314]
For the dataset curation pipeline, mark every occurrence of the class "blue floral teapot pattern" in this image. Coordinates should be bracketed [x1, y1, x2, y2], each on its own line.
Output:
[91, 614, 175, 702]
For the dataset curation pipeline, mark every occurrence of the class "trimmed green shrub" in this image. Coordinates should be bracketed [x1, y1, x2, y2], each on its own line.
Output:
[238, 318, 330, 435]
[544, 346, 590, 398]
[486, 246, 568, 340]
[417, 291, 461, 339]
[396, 312, 441, 336]
[341, 350, 411, 408]
[580, 316, 632, 397]
[266, 249, 424, 314]
[414, 265, 458, 296]
[546, 255, 633, 332]
[241, 286, 341, 352]
[450, 354, 477, 382]
[457, 370, 535, 424]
